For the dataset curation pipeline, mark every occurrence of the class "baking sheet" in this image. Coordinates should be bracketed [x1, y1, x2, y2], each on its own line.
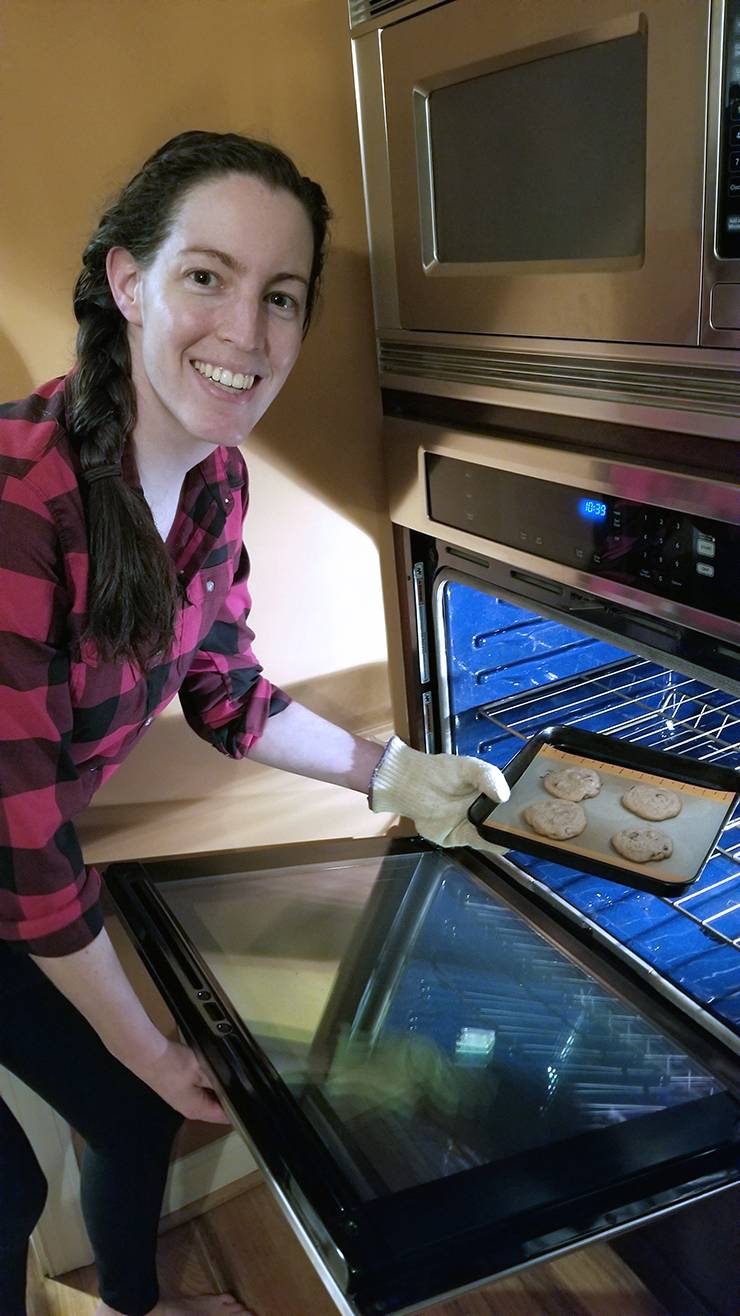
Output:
[488, 744, 737, 885]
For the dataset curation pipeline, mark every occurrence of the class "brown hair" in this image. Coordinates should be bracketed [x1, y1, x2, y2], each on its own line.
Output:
[66, 130, 331, 666]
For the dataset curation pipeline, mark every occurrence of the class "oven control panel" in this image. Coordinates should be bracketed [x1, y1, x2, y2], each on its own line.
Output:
[425, 456, 739, 623]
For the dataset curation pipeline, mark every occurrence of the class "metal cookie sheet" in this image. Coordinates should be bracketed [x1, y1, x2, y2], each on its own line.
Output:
[468, 726, 739, 894]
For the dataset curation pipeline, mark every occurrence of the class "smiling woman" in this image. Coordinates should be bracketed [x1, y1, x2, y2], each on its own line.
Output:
[70, 133, 329, 667]
[0, 129, 510, 1316]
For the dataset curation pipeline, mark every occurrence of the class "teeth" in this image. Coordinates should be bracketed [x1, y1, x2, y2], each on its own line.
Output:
[193, 361, 256, 391]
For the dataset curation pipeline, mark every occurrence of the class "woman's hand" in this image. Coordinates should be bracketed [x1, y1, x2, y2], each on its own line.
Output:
[137, 1038, 231, 1124]
[369, 736, 510, 853]
[33, 929, 230, 1123]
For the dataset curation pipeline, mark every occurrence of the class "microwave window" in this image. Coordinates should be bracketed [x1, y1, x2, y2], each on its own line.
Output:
[426, 32, 646, 265]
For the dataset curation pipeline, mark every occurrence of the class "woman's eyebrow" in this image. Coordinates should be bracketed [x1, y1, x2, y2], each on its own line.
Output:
[178, 247, 308, 285]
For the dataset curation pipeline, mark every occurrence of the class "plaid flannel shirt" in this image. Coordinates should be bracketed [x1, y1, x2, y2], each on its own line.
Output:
[0, 376, 289, 956]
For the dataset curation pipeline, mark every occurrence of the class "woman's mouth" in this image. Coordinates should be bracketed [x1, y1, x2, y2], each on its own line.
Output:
[191, 359, 260, 392]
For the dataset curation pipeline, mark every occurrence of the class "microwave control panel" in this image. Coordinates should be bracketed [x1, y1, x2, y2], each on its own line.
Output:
[717, 0, 740, 256]
[425, 455, 739, 624]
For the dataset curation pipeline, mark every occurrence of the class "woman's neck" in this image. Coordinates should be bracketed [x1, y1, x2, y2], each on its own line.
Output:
[131, 437, 195, 544]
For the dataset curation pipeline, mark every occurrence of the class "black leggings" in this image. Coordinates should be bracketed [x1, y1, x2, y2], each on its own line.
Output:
[0, 944, 183, 1316]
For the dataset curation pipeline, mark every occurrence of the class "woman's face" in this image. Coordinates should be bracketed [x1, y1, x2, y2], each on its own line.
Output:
[109, 172, 315, 460]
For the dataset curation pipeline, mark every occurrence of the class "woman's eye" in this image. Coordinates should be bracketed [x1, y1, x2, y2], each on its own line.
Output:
[188, 269, 219, 288]
[267, 291, 299, 315]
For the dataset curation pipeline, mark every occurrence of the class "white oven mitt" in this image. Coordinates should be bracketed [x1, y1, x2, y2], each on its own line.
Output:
[369, 735, 510, 852]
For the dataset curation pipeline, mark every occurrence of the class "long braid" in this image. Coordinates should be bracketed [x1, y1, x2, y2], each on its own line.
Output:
[66, 252, 177, 667]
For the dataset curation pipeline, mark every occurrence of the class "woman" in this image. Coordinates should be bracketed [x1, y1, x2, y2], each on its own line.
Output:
[0, 130, 507, 1316]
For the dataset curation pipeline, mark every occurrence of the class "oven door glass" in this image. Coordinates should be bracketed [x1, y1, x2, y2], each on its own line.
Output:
[106, 838, 740, 1316]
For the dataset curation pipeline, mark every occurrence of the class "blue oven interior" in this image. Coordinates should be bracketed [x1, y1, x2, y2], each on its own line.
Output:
[441, 577, 740, 1036]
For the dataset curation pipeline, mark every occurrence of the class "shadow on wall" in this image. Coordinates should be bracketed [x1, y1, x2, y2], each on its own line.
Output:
[0, 331, 35, 402]
[248, 244, 385, 539]
[86, 660, 392, 810]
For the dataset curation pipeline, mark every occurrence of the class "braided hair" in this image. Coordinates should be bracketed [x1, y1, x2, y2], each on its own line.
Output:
[66, 130, 331, 667]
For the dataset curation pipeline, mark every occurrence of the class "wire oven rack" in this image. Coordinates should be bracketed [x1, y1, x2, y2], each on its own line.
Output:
[443, 581, 740, 1037]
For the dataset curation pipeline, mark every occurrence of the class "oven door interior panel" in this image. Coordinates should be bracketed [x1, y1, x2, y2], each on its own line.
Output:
[105, 839, 740, 1316]
[431, 559, 740, 1046]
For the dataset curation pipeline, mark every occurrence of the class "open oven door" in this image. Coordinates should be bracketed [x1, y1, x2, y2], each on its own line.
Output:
[105, 836, 740, 1316]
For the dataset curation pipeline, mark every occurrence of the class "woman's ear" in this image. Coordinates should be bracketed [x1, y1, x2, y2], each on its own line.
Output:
[106, 247, 144, 326]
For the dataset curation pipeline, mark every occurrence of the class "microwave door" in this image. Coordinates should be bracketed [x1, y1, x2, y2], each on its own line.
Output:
[378, 0, 709, 345]
[105, 839, 740, 1316]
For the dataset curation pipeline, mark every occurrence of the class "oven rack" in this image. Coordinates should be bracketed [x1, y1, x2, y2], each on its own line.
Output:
[480, 658, 740, 769]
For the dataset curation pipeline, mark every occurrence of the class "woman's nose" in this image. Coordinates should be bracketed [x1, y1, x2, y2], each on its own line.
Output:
[219, 296, 266, 352]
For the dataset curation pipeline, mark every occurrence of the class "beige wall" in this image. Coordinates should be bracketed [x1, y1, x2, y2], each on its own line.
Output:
[0, 0, 401, 839]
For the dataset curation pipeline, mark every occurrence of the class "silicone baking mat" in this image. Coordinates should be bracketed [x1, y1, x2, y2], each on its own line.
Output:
[488, 744, 737, 885]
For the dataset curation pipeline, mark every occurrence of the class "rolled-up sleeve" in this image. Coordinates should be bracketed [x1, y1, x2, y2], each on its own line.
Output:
[179, 532, 290, 760]
[0, 475, 102, 956]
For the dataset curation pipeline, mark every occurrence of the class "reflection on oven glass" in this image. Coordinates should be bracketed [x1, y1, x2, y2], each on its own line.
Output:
[158, 852, 722, 1199]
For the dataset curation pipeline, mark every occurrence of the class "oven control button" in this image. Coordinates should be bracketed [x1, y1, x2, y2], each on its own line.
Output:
[728, 176, 740, 198]
[729, 124, 740, 146]
[696, 562, 715, 577]
[731, 99, 740, 121]
[696, 535, 716, 558]
[731, 151, 740, 172]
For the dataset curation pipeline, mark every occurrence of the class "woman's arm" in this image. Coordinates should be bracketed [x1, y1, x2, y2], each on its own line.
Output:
[32, 929, 229, 1123]
[246, 700, 385, 793]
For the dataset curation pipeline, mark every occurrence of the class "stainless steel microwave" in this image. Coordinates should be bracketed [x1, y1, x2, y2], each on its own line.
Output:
[350, 0, 740, 350]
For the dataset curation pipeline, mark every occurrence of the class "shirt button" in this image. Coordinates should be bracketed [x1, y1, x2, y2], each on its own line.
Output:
[205, 579, 215, 592]
[144, 716, 154, 726]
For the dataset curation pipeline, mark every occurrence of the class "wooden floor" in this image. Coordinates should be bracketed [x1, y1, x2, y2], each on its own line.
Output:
[30, 1178, 670, 1316]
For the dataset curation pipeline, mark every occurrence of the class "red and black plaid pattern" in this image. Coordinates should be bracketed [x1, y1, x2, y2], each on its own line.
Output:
[0, 377, 289, 956]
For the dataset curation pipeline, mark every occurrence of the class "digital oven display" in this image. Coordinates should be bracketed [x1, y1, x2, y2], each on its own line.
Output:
[424, 455, 739, 625]
[578, 497, 608, 521]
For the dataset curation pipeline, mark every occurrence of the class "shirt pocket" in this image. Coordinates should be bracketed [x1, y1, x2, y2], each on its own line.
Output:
[179, 560, 233, 657]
